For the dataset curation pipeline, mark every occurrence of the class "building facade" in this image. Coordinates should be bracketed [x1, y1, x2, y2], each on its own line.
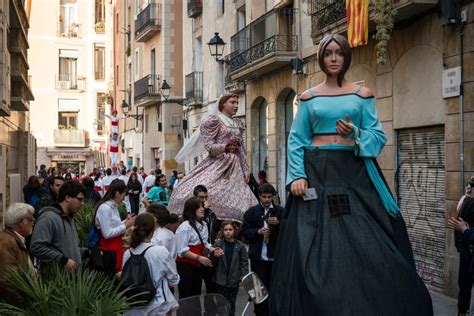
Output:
[229, 0, 473, 297]
[29, 0, 112, 176]
[0, 0, 35, 226]
[114, 0, 183, 174]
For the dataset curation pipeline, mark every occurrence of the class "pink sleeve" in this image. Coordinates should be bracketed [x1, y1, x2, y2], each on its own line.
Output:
[236, 119, 249, 176]
[201, 115, 226, 157]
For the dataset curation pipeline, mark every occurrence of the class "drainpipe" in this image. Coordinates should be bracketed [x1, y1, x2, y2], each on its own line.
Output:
[459, 16, 465, 194]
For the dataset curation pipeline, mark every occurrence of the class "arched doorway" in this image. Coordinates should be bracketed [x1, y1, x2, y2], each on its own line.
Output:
[275, 89, 297, 205]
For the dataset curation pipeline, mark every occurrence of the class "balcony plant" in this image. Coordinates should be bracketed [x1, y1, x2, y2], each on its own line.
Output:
[373, 0, 396, 64]
[95, 21, 105, 33]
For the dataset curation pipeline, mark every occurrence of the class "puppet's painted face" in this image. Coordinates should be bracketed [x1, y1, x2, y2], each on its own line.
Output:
[322, 40, 344, 76]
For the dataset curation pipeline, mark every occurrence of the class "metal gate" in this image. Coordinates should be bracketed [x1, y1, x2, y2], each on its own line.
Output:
[396, 126, 445, 290]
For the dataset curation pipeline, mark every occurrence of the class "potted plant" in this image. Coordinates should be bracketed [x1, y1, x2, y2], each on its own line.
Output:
[95, 21, 105, 33]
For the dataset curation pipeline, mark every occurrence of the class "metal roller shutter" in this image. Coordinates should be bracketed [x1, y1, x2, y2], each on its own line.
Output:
[396, 126, 445, 290]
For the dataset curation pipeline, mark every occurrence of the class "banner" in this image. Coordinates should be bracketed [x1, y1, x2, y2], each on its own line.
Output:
[346, 0, 369, 47]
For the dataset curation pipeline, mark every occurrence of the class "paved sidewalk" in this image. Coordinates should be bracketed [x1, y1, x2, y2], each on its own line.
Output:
[431, 290, 457, 316]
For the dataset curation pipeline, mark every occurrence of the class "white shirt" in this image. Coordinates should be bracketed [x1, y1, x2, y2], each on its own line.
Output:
[123, 242, 179, 316]
[95, 200, 126, 239]
[151, 227, 177, 260]
[142, 174, 155, 192]
[118, 175, 129, 185]
[261, 204, 274, 261]
[175, 220, 211, 257]
[102, 175, 118, 190]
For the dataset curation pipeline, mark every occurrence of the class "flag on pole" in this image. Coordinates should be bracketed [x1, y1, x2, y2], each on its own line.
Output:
[346, 0, 369, 47]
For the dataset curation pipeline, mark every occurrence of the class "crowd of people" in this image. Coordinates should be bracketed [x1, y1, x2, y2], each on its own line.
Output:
[6, 33, 468, 316]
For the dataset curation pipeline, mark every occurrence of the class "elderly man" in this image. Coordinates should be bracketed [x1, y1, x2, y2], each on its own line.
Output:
[30, 180, 86, 270]
[0, 203, 35, 301]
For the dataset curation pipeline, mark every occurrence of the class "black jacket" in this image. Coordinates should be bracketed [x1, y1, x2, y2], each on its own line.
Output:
[241, 203, 283, 261]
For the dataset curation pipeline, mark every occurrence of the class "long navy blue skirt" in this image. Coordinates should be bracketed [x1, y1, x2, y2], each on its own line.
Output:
[270, 148, 433, 316]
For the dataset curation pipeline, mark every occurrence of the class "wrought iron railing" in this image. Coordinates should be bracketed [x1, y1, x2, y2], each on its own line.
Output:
[187, 0, 202, 18]
[185, 71, 203, 103]
[135, 2, 161, 37]
[134, 74, 161, 101]
[310, 0, 347, 34]
[228, 35, 298, 72]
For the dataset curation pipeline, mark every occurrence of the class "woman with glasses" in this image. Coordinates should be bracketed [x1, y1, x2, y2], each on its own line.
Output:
[94, 179, 136, 277]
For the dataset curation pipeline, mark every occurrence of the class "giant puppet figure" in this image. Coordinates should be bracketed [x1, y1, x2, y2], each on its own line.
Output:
[168, 94, 258, 222]
[269, 34, 433, 315]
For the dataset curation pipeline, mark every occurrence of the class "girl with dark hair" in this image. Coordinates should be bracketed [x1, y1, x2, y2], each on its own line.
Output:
[175, 197, 223, 298]
[23, 175, 48, 209]
[169, 93, 258, 222]
[127, 173, 142, 216]
[147, 204, 178, 259]
[270, 34, 432, 315]
[94, 179, 136, 277]
[123, 213, 179, 316]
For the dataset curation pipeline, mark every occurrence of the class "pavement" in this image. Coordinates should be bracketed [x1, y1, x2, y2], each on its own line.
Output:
[431, 290, 457, 316]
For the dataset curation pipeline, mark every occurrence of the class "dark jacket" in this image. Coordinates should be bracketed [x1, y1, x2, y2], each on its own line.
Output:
[127, 180, 142, 199]
[455, 197, 474, 252]
[241, 203, 283, 261]
[23, 185, 48, 209]
[204, 208, 219, 244]
[35, 188, 59, 216]
[30, 204, 81, 267]
[213, 239, 249, 288]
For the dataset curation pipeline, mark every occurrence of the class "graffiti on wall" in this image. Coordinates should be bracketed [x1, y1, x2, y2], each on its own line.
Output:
[397, 127, 445, 289]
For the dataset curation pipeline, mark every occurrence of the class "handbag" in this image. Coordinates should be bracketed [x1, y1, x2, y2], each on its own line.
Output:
[191, 224, 212, 258]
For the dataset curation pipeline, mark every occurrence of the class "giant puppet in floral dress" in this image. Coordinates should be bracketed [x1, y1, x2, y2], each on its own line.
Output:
[168, 94, 258, 222]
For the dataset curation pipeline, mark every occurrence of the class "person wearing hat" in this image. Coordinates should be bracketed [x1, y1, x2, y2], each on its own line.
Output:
[105, 110, 125, 134]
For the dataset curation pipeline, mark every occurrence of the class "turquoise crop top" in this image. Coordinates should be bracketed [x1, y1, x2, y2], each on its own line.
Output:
[287, 92, 387, 186]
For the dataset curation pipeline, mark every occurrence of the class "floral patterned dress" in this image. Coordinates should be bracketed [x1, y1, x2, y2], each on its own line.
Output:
[168, 114, 258, 222]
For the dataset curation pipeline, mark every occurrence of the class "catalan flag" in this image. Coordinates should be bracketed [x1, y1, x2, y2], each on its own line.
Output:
[346, 0, 369, 47]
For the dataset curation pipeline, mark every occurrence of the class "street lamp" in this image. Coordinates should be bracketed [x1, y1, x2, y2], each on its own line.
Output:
[207, 32, 226, 61]
[121, 99, 143, 121]
[161, 80, 171, 101]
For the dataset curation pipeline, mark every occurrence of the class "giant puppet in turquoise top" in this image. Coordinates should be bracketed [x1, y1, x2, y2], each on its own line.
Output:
[287, 89, 400, 215]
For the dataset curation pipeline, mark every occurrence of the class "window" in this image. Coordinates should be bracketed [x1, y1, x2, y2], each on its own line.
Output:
[96, 93, 106, 135]
[217, 0, 225, 16]
[258, 100, 268, 173]
[59, 0, 79, 37]
[94, 45, 105, 80]
[95, 0, 105, 24]
[116, 65, 119, 86]
[58, 112, 78, 129]
[59, 49, 78, 88]
[135, 48, 140, 77]
[115, 12, 119, 34]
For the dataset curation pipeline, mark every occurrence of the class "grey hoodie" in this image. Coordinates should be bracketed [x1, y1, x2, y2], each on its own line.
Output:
[30, 205, 82, 266]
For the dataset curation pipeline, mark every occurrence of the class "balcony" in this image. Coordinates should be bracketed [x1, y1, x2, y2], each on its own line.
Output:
[54, 129, 86, 147]
[134, 74, 161, 107]
[187, 0, 202, 18]
[135, 2, 162, 42]
[310, 0, 438, 43]
[185, 71, 203, 107]
[227, 9, 298, 81]
[57, 22, 81, 38]
[55, 75, 86, 91]
[9, 28, 33, 111]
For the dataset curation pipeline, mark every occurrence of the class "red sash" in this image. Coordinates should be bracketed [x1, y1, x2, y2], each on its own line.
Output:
[145, 186, 151, 193]
[103, 185, 109, 191]
[111, 121, 118, 126]
[94, 186, 102, 192]
[176, 243, 204, 266]
[99, 234, 124, 272]
[110, 146, 118, 153]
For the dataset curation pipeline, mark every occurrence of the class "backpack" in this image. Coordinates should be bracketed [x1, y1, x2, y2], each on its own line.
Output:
[87, 225, 100, 249]
[121, 246, 156, 304]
